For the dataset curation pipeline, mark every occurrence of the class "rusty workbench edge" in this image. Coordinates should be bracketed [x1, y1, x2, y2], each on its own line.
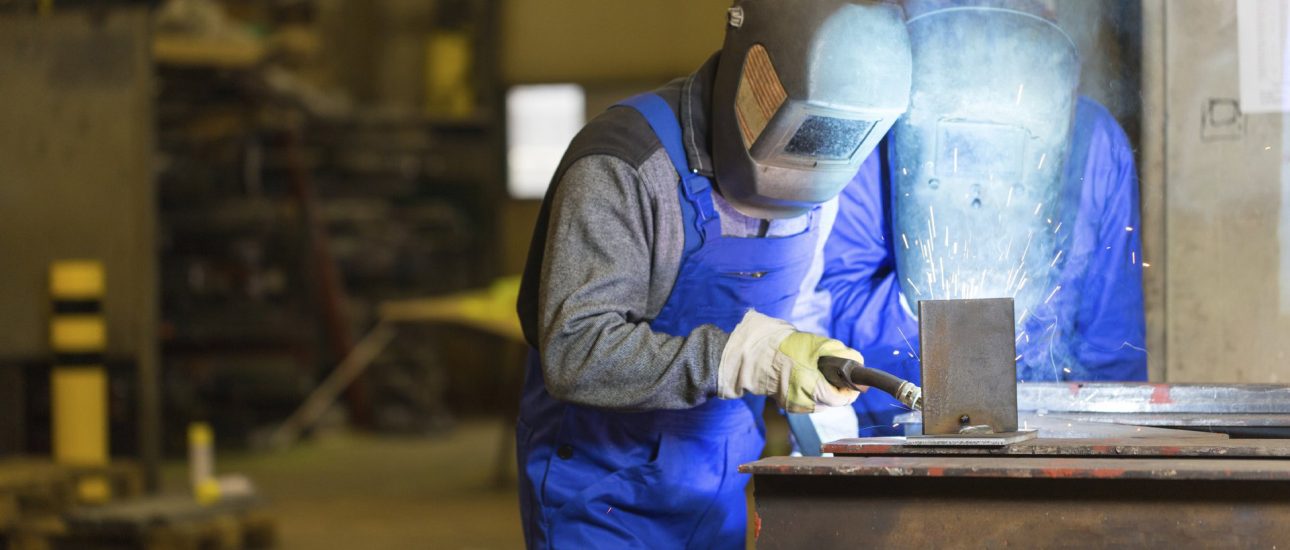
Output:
[740, 455, 1290, 480]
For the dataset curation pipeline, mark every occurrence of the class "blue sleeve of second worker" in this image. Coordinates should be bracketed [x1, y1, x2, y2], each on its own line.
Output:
[1069, 101, 1149, 381]
[818, 148, 921, 435]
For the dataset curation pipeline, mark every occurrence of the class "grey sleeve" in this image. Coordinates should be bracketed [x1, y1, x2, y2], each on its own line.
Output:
[537, 153, 728, 410]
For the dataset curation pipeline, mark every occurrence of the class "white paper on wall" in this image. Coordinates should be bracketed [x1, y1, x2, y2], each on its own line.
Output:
[1238, 0, 1290, 113]
[1243, 0, 1290, 313]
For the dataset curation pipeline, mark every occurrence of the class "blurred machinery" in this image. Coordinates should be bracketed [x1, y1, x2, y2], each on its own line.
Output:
[153, 0, 504, 448]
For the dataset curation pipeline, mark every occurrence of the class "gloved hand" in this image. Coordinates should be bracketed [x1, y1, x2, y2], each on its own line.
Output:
[718, 310, 865, 413]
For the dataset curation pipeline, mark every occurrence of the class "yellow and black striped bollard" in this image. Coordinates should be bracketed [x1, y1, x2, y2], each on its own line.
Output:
[49, 260, 111, 504]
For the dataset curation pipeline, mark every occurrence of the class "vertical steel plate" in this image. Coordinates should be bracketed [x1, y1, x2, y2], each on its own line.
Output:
[919, 298, 1017, 434]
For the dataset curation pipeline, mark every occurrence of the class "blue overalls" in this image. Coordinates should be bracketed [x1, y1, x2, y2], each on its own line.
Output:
[516, 93, 822, 549]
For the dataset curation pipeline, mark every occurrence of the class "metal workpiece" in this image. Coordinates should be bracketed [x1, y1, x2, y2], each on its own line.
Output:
[918, 298, 1018, 435]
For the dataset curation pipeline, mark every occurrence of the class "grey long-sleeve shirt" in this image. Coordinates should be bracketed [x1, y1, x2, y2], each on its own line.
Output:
[516, 54, 837, 411]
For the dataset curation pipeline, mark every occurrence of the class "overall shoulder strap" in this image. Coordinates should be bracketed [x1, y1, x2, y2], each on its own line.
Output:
[615, 94, 720, 230]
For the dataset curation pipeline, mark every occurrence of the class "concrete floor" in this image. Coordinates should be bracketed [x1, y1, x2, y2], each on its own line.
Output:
[160, 413, 791, 549]
[163, 420, 523, 549]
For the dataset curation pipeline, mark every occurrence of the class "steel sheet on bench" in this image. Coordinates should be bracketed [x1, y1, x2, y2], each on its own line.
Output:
[823, 437, 1290, 458]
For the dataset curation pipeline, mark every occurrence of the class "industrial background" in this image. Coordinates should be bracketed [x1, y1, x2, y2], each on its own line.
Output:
[0, 0, 1287, 548]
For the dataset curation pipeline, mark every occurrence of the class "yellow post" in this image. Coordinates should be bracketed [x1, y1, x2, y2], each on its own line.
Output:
[49, 260, 110, 503]
[188, 422, 221, 504]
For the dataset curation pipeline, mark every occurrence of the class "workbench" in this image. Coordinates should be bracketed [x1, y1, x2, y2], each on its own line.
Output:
[742, 433, 1290, 548]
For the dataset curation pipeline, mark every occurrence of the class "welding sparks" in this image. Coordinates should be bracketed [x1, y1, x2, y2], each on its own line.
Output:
[1036, 152, 1047, 171]
[1018, 230, 1035, 264]
[1050, 250, 1064, 267]
[1006, 186, 1014, 207]
[896, 325, 920, 361]
[906, 277, 923, 296]
[1044, 285, 1062, 304]
[1054, 222, 1062, 234]
[1015, 83, 1025, 104]
[1015, 354, 1023, 362]
[1034, 202, 1043, 216]
[953, 148, 959, 174]
[902, 233, 909, 250]
[929, 206, 937, 239]
[1132, 251, 1137, 265]
[1126, 226, 1135, 232]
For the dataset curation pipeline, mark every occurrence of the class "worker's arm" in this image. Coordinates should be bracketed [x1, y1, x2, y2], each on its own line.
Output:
[539, 152, 860, 413]
[538, 153, 724, 410]
[1072, 106, 1148, 381]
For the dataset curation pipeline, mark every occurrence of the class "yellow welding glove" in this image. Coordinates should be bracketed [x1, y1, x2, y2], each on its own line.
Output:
[718, 310, 864, 414]
[777, 332, 865, 413]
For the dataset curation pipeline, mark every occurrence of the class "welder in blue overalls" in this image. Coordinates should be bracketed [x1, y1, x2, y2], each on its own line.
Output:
[803, 0, 1149, 441]
[514, 1, 912, 547]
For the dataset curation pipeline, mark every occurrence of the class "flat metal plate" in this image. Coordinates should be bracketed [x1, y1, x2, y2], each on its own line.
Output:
[892, 412, 1232, 439]
[904, 430, 1037, 447]
[1047, 412, 1290, 427]
[1016, 383, 1290, 414]
[824, 436, 1290, 457]
[918, 298, 1018, 434]
[741, 455, 1290, 481]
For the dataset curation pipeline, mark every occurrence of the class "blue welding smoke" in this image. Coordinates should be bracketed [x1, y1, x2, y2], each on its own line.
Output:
[890, 0, 1081, 379]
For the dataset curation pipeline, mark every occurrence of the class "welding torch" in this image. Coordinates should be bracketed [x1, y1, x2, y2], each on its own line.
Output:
[819, 356, 923, 411]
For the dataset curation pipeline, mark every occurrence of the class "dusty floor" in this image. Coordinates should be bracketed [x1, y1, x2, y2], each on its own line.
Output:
[160, 414, 790, 549]
[163, 419, 524, 549]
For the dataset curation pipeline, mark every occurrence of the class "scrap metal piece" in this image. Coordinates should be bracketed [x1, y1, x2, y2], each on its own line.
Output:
[1016, 383, 1290, 414]
[918, 298, 1018, 435]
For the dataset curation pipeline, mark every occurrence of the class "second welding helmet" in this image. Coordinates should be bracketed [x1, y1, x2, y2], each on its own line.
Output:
[711, 0, 912, 219]
[889, 0, 1079, 321]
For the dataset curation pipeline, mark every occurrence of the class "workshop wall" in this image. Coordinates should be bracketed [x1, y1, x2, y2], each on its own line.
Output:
[0, 10, 160, 467]
[499, 0, 729, 84]
[495, 0, 731, 275]
[1142, 0, 1290, 383]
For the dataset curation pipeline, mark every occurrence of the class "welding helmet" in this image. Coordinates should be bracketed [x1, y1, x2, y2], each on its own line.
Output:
[889, 0, 1078, 323]
[711, 0, 912, 219]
